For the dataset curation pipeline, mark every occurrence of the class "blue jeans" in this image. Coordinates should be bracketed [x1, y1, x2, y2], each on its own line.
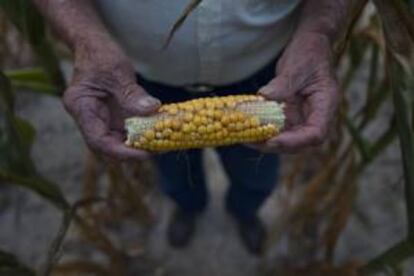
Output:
[137, 59, 280, 221]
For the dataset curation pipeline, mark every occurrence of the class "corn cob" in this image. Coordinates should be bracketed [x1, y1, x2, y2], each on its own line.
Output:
[125, 95, 285, 152]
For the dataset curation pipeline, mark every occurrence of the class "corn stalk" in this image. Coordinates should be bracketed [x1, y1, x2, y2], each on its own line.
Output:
[0, 0, 413, 275]
[360, 0, 414, 274]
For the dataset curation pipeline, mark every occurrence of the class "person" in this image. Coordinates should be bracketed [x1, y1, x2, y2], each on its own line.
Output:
[33, 0, 345, 255]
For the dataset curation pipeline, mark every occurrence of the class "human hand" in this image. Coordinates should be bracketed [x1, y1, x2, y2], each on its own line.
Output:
[63, 41, 160, 161]
[253, 33, 338, 153]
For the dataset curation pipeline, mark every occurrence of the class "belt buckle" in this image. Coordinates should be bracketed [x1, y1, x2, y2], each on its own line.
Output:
[184, 84, 215, 93]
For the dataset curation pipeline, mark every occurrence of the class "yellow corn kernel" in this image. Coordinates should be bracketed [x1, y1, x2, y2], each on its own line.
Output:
[213, 122, 222, 131]
[235, 122, 244, 131]
[205, 101, 215, 109]
[193, 101, 204, 111]
[228, 113, 239, 123]
[225, 100, 236, 109]
[162, 119, 171, 129]
[205, 109, 215, 118]
[182, 104, 194, 112]
[228, 123, 237, 131]
[183, 112, 194, 122]
[144, 130, 155, 140]
[164, 104, 178, 115]
[221, 115, 231, 126]
[171, 119, 181, 130]
[139, 136, 148, 144]
[213, 110, 224, 119]
[235, 112, 245, 121]
[198, 125, 207, 134]
[182, 123, 191, 133]
[249, 117, 260, 128]
[200, 116, 209, 125]
[154, 121, 164, 131]
[162, 128, 173, 138]
[133, 141, 141, 148]
[215, 101, 224, 109]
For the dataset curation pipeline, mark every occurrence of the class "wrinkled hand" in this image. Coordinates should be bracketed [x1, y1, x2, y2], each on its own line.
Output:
[254, 33, 338, 153]
[63, 42, 160, 160]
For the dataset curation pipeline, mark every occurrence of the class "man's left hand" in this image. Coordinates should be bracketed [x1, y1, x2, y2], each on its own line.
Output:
[253, 32, 339, 153]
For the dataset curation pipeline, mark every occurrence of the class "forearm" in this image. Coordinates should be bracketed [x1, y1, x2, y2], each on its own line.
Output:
[31, 0, 113, 50]
[295, 0, 351, 45]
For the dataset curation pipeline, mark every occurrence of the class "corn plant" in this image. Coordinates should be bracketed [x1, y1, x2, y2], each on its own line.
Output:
[0, 0, 413, 275]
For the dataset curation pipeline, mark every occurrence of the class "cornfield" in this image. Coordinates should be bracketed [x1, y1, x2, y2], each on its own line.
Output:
[0, 0, 413, 275]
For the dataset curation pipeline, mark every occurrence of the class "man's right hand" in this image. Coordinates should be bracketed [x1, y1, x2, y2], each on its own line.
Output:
[63, 41, 161, 161]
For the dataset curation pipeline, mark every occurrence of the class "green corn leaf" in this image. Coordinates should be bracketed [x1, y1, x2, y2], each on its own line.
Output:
[9, 81, 57, 95]
[357, 81, 390, 129]
[11, 117, 35, 152]
[0, 170, 69, 210]
[374, 0, 414, 56]
[0, 0, 66, 93]
[344, 117, 371, 163]
[333, 0, 369, 63]
[6, 68, 50, 84]
[368, 117, 398, 163]
[0, 71, 14, 113]
[0, 71, 68, 210]
[340, 34, 370, 92]
[6, 68, 58, 96]
[349, 35, 369, 68]
[0, 72, 34, 175]
[374, 0, 414, 236]
[360, 239, 414, 275]
[362, 1, 414, 274]
[366, 45, 380, 101]
[390, 56, 414, 236]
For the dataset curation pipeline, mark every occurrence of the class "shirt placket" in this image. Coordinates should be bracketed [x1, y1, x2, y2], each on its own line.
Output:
[197, 0, 223, 84]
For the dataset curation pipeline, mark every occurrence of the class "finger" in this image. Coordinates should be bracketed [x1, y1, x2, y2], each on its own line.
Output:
[258, 75, 293, 101]
[97, 134, 151, 161]
[244, 142, 272, 152]
[245, 141, 301, 154]
[264, 126, 324, 152]
[114, 83, 161, 116]
[267, 82, 338, 151]
[77, 104, 151, 161]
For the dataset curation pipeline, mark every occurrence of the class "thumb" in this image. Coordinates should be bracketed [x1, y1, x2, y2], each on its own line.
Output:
[115, 84, 161, 116]
[258, 75, 293, 102]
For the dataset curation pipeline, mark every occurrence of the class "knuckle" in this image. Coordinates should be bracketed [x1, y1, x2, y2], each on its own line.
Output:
[122, 84, 141, 102]
[85, 135, 111, 158]
[62, 88, 78, 114]
[308, 129, 326, 146]
[74, 64, 133, 96]
[85, 136, 128, 161]
[83, 131, 100, 150]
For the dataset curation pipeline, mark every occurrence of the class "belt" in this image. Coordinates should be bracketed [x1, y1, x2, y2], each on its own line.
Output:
[183, 83, 216, 93]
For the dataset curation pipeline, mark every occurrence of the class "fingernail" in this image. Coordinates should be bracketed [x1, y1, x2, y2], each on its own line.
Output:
[258, 86, 273, 96]
[137, 96, 160, 108]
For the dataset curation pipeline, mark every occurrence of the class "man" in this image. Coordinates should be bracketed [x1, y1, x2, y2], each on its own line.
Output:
[33, 0, 344, 255]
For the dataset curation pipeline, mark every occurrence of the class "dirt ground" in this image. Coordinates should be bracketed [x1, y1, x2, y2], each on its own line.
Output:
[0, 61, 413, 275]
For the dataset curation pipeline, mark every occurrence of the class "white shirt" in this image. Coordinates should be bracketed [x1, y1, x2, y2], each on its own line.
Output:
[95, 0, 301, 86]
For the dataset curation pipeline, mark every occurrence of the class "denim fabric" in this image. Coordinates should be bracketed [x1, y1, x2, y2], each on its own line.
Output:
[136, 58, 280, 221]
